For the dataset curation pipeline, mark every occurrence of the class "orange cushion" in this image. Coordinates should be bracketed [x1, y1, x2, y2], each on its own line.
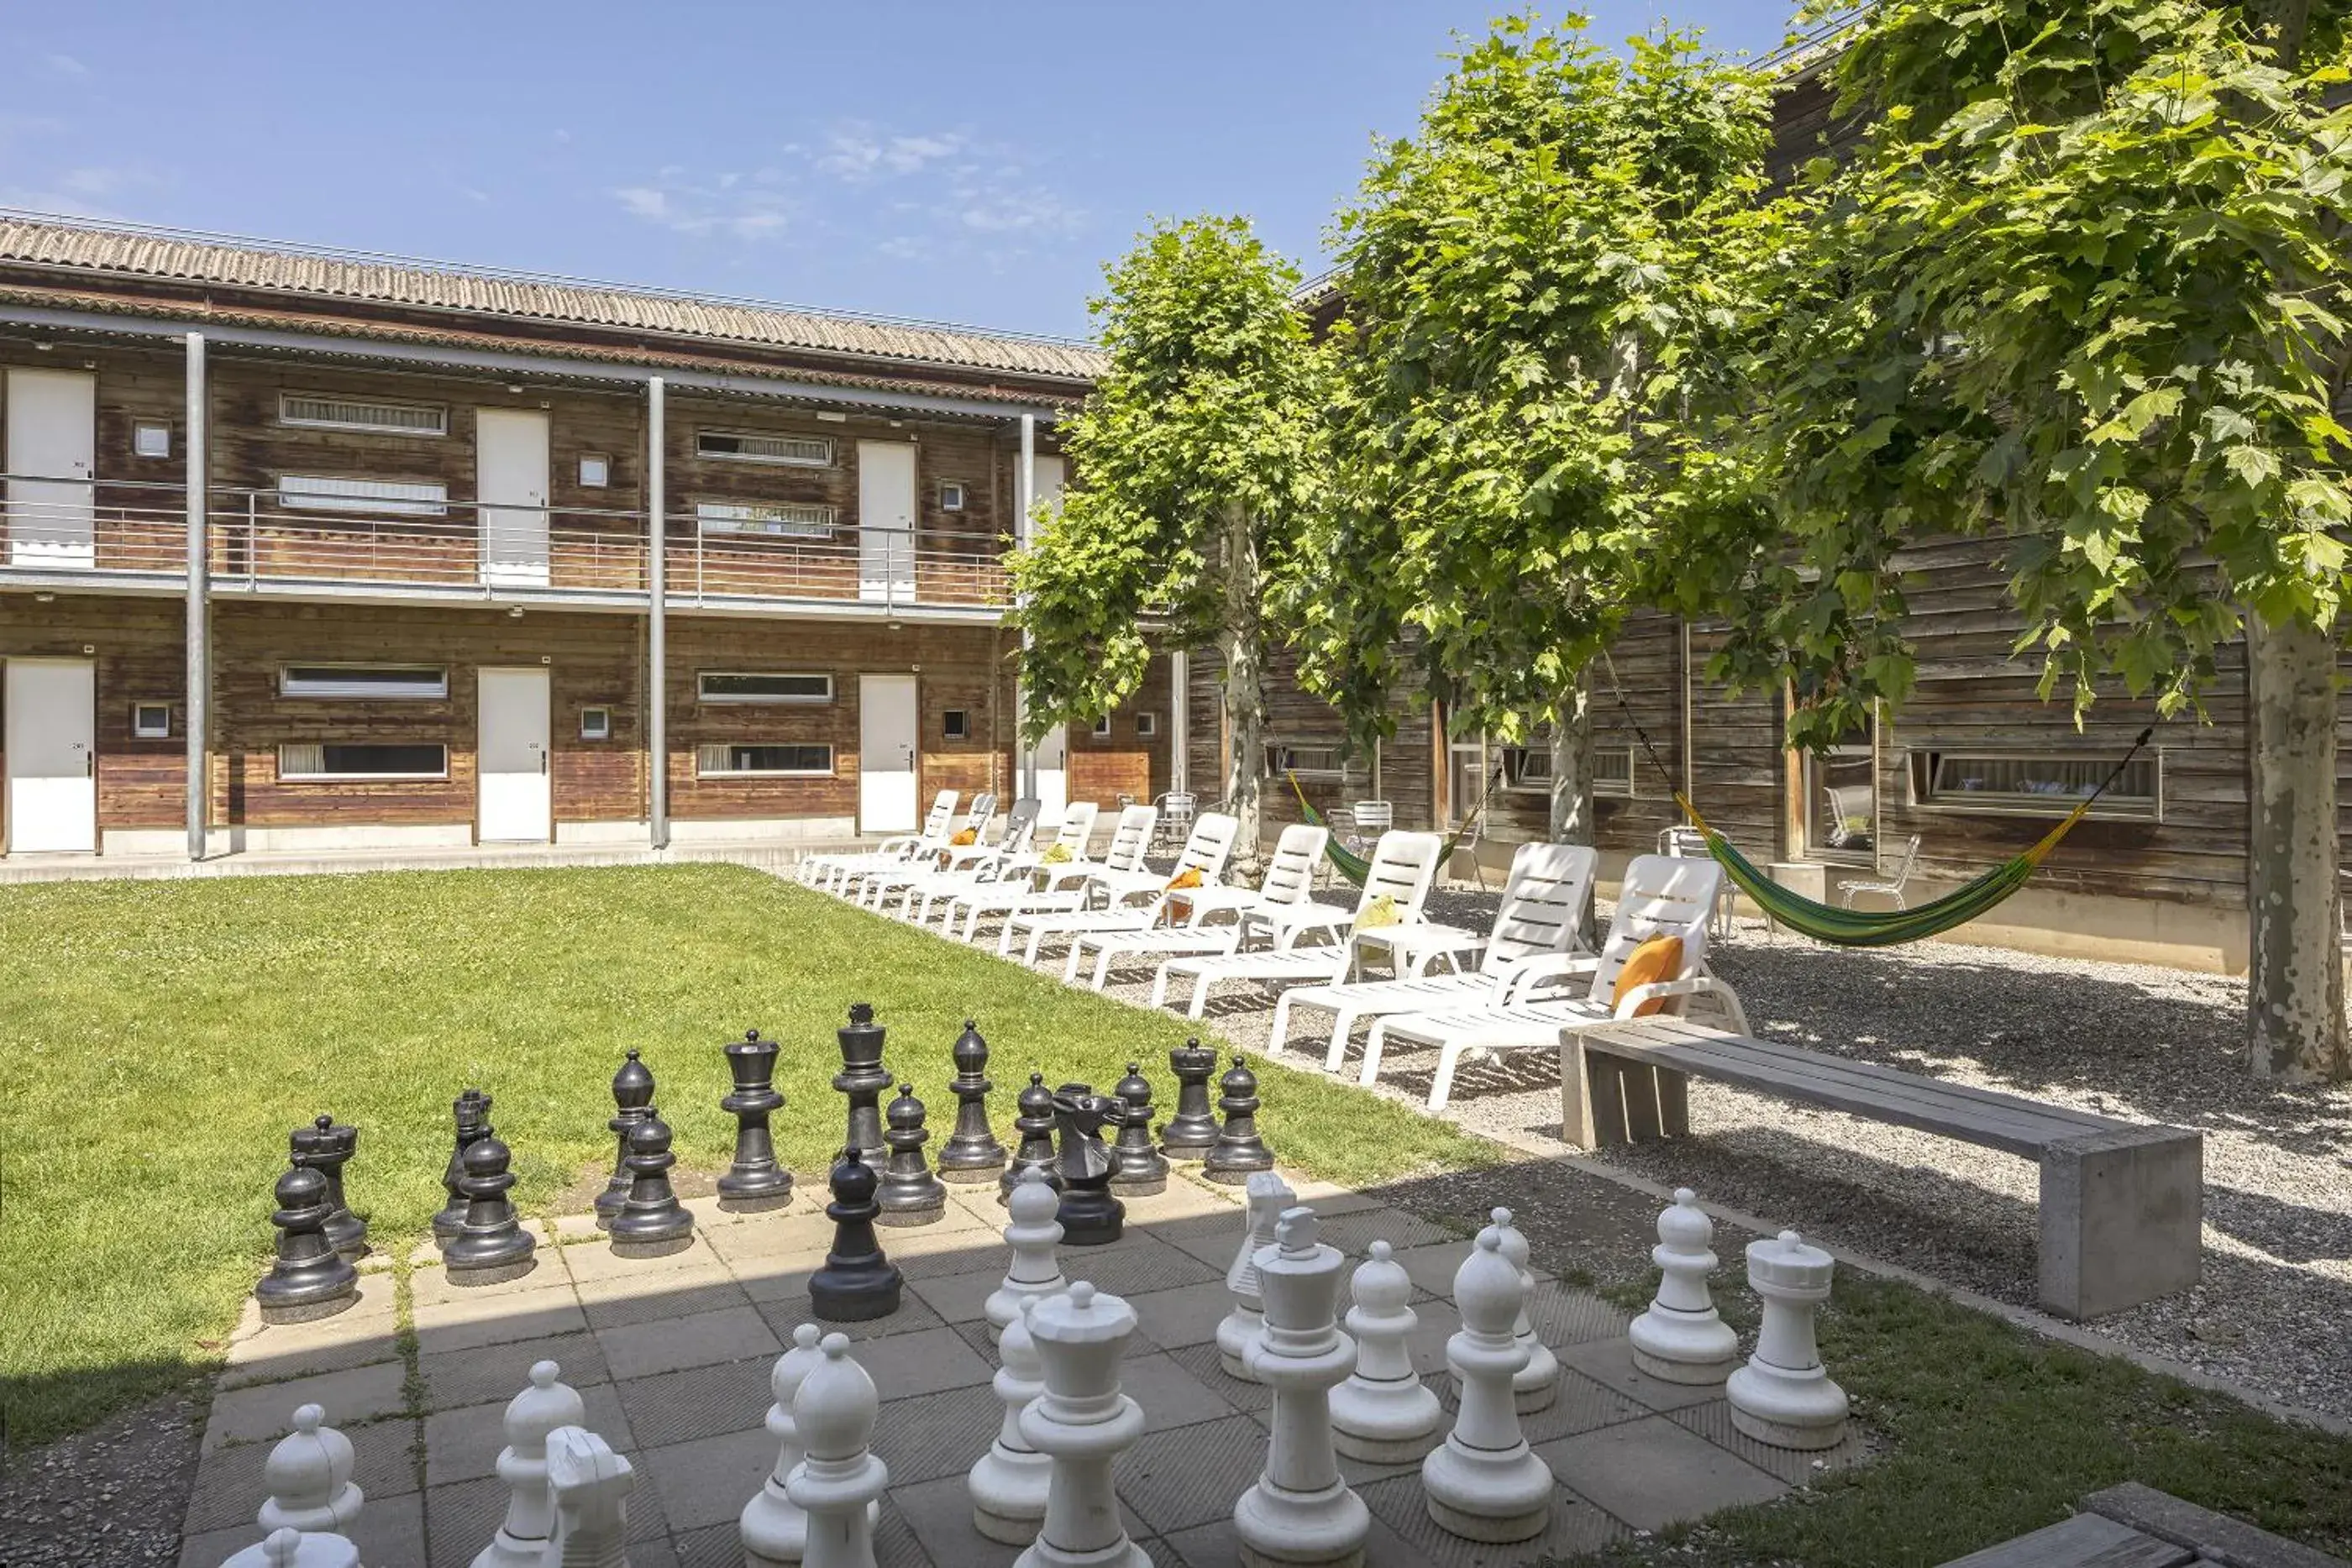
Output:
[951, 828, 979, 847]
[1611, 935, 1685, 1017]
[1166, 867, 1203, 890]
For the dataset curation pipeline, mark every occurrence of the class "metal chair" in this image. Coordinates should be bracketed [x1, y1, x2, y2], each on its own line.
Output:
[1660, 824, 1731, 941]
[1449, 812, 1488, 890]
[1345, 799, 1394, 857]
[1838, 833, 1923, 910]
[1151, 791, 1196, 854]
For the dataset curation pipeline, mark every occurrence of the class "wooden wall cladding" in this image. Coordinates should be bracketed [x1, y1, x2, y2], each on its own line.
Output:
[0, 591, 188, 831]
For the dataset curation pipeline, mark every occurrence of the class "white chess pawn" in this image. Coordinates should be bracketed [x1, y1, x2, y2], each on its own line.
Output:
[257, 1404, 363, 1534]
[1015, 1282, 1151, 1568]
[1218, 1171, 1295, 1379]
[219, 1526, 359, 1568]
[787, 1334, 890, 1568]
[743, 1324, 827, 1566]
[543, 1426, 635, 1568]
[471, 1361, 585, 1568]
[1329, 1240, 1440, 1463]
[1234, 1208, 1370, 1568]
[1726, 1230, 1848, 1450]
[1482, 1209, 1558, 1413]
[969, 1296, 1053, 1543]
[986, 1171, 1067, 1343]
[1421, 1225, 1553, 1544]
[1628, 1190, 1740, 1385]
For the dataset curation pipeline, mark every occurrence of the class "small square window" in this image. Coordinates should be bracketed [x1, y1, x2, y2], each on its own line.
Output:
[132, 702, 171, 738]
[1136, 711, 1159, 738]
[580, 706, 612, 741]
[943, 709, 969, 741]
[1090, 715, 1113, 740]
[579, 454, 610, 488]
[133, 422, 171, 459]
[939, 480, 966, 512]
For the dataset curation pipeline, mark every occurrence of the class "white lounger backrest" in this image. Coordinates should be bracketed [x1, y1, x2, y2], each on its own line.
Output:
[918, 790, 959, 842]
[962, 792, 999, 840]
[1173, 812, 1242, 884]
[1101, 805, 1159, 872]
[1257, 824, 1329, 906]
[1586, 853, 1721, 999]
[1478, 842, 1599, 971]
[1357, 830, 1444, 917]
[995, 798, 1042, 854]
[1050, 801, 1100, 853]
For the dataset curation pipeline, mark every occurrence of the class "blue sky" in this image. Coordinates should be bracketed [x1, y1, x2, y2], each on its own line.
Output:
[0, 3, 1797, 340]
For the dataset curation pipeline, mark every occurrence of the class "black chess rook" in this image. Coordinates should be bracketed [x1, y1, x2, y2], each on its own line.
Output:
[1159, 1038, 1220, 1160]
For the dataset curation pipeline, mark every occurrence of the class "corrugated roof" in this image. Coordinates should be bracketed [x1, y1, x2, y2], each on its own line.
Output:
[0, 212, 1107, 383]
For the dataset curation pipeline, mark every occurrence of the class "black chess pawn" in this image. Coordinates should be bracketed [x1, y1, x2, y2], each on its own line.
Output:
[445, 1132, 538, 1286]
[937, 1020, 1009, 1184]
[1203, 1056, 1275, 1185]
[833, 1003, 890, 1167]
[996, 1072, 1063, 1204]
[808, 1148, 903, 1322]
[1107, 1063, 1170, 1198]
[433, 1090, 492, 1245]
[255, 1154, 358, 1324]
[877, 1083, 948, 1227]
[718, 1029, 793, 1213]
[294, 1114, 368, 1261]
[1159, 1038, 1220, 1161]
[608, 1106, 696, 1258]
[1050, 1085, 1126, 1246]
[596, 1050, 656, 1230]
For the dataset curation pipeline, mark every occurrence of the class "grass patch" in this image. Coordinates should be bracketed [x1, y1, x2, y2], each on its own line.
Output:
[0, 863, 1496, 1450]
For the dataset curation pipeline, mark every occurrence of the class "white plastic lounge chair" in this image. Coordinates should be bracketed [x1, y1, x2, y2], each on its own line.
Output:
[832, 793, 994, 899]
[972, 804, 1160, 947]
[1149, 830, 1446, 1018]
[1063, 824, 1331, 989]
[1000, 811, 1241, 966]
[1080, 809, 1243, 909]
[801, 789, 956, 889]
[929, 802, 1102, 935]
[884, 800, 1043, 920]
[1358, 854, 1745, 1109]
[848, 794, 998, 905]
[1266, 842, 1599, 1066]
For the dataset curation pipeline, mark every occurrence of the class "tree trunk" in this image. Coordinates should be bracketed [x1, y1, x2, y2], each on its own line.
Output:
[2244, 611, 2347, 1081]
[1547, 673, 1596, 846]
[1217, 501, 1266, 869]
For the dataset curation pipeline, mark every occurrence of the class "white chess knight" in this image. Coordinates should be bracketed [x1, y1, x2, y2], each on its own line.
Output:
[1233, 1208, 1371, 1568]
[1015, 1282, 1151, 1568]
[257, 1403, 364, 1535]
[969, 1296, 1053, 1544]
[1328, 1240, 1441, 1464]
[1484, 1209, 1559, 1413]
[542, 1425, 635, 1568]
[786, 1335, 890, 1568]
[1219, 1171, 1295, 1380]
[1628, 1190, 1740, 1385]
[1726, 1230, 1849, 1450]
[986, 1170, 1067, 1343]
[219, 1526, 359, 1568]
[1421, 1225, 1554, 1544]
[471, 1361, 586, 1568]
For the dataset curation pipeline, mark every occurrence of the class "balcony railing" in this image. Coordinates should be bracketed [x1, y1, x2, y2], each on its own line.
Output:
[0, 474, 1011, 612]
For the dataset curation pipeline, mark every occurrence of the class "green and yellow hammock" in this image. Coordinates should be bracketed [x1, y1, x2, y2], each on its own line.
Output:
[1286, 769, 1492, 886]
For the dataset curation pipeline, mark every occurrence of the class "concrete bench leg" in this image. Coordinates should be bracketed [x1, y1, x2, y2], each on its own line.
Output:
[1560, 1035, 1598, 1148]
[2039, 1129, 2202, 1319]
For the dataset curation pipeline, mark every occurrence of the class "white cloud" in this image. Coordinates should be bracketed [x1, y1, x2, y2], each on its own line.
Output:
[611, 173, 792, 242]
[44, 54, 90, 80]
[816, 123, 971, 182]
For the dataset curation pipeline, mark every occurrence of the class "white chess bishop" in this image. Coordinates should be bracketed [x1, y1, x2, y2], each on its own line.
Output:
[1726, 1230, 1848, 1450]
[969, 1296, 1053, 1544]
[1328, 1240, 1441, 1463]
[1421, 1225, 1554, 1544]
[1219, 1171, 1295, 1379]
[1015, 1283, 1151, 1568]
[257, 1404, 364, 1536]
[1628, 1190, 1739, 1384]
[473, 1361, 586, 1568]
[743, 1323, 839, 1565]
[1488, 1209, 1560, 1413]
[986, 1170, 1068, 1343]
[1233, 1208, 1370, 1568]
[786, 1335, 890, 1568]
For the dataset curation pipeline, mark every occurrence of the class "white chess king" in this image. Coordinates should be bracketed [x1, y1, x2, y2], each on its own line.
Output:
[1015, 1282, 1151, 1568]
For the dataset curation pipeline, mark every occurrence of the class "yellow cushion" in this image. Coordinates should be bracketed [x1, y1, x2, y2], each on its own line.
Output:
[1611, 935, 1685, 1016]
[1041, 842, 1074, 864]
[1166, 867, 1203, 891]
[1356, 894, 1400, 929]
[951, 828, 979, 847]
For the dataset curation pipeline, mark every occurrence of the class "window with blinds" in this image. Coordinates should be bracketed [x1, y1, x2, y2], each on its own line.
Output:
[696, 500, 837, 538]
[280, 742, 449, 780]
[1908, 749, 2162, 822]
[277, 475, 449, 517]
[278, 393, 448, 437]
[696, 742, 833, 777]
[280, 665, 449, 700]
[696, 429, 833, 466]
[697, 672, 833, 704]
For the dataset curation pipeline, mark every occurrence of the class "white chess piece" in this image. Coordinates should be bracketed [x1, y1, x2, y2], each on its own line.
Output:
[542, 1425, 635, 1568]
[986, 1171, 1067, 1343]
[1421, 1225, 1554, 1544]
[1484, 1209, 1559, 1413]
[257, 1403, 363, 1534]
[743, 1323, 826, 1565]
[1014, 1282, 1151, 1568]
[219, 1526, 359, 1568]
[1726, 1230, 1848, 1450]
[969, 1296, 1053, 1544]
[1628, 1190, 1740, 1385]
[787, 1334, 890, 1568]
[471, 1361, 585, 1568]
[1218, 1172, 1295, 1379]
[1329, 1240, 1440, 1463]
[1233, 1208, 1370, 1568]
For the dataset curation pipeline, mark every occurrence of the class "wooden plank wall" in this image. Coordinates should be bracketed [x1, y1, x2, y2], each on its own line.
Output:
[0, 590, 187, 832]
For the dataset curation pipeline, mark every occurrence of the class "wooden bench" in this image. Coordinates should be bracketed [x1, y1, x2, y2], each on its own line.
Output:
[1566, 1017, 2202, 1321]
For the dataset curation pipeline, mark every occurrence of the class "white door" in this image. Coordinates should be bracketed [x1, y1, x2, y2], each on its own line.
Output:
[857, 440, 917, 604]
[477, 408, 551, 589]
[4, 658, 97, 852]
[1033, 454, 1067, 522]
[858, 673, 919, 832]
[6, 369, 96, 569]
[1034, 723, 1068, 822]
[478, 666, 552, 842]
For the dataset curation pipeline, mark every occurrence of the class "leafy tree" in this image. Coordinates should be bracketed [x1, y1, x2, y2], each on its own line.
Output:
[1290, 16, 1779, 841]
[1007, 217, 1325, 855]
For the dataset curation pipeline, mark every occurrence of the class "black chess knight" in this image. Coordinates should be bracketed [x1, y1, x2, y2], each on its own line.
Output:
[1049, 1084, 1126, 1246]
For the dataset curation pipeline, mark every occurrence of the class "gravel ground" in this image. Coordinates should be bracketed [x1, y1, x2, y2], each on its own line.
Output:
[0, 1389, 202, 1567]
[1087, 878, 2352, 1424]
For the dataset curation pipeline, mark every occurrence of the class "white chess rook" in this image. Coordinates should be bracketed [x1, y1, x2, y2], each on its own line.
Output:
[743, 1324, 826, 1565]
[219, 1526, 360, 1568]
[258, 1403, 364, 1535]
[986, 1170, 1068, 1344]
[1218, 1171, 1295, 1380]
[969, 1296, 1053, 1544]
[1421, 1225, 1554, 1544]
[543, 1426, 635, 1568]
[1726, 1230, 1849, 1450]
[787, 1334, 890, 1568]
[472, 1361, 585, 1568]
[1328, 1240, 1441, 1464]
[1014, 1282, 1152, 1568]
[1628, 1189, 1740, 1385]
[1233, 1208, 1371, 1568]
[1485, 1209, 1559, 1413]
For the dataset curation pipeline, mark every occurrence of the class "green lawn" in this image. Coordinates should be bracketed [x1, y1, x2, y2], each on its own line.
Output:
[0, 863, 1497, 1450]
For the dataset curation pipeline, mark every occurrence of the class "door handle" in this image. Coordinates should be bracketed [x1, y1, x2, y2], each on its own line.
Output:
[542, 748, 550, 776]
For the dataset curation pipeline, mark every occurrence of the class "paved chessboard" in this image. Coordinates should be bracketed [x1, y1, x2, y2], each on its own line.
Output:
[183, 1168, 1866, 1566]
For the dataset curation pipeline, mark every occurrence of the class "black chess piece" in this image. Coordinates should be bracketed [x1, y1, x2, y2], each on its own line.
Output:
[1107, 1063, 1170, 1198]
[1049, 1085, 1126, 1246]
[1159, 1038, 1220, 1161]
[255, 1154, 358, 1324]
[294, 1114, 368, 1260]
[433, 1089, 491, 1245]
[808, 1148, 903, 1322]
[936, 1020, 1008, 1184]
[596, 1050, 656, 1230]
[718, 1029, 793, 1213]
[445, 1132, 538, 1285]
[1203, 1056, 1275, 1185]
[833, 1004, 890, 1166]
[996, 1072, 1063, 1204]
[608, 1106, 696, 1258]
[877, 1083, 948, 1227]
